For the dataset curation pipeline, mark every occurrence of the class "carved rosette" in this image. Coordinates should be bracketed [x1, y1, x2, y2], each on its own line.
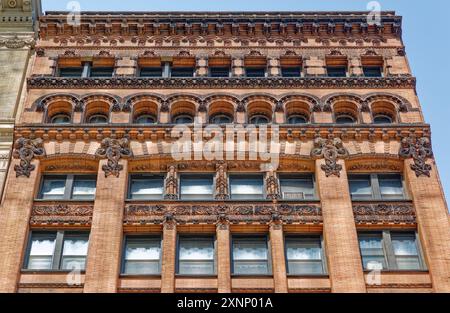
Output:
[95, 138, 132, 177]
[265, 170, 281, 200]
[310, 137, 349, 177]
[214, 162, 229, 200]
[13, 138, 45, 178]
[164, 165, 178, 200]
[399, 136, 433, 177]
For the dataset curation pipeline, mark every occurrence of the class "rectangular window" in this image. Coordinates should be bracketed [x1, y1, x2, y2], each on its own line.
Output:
[59, 67, 83, 77]
[285, 236, 325, 275]
[171, 67, 195, 78]
[326, 66, 347, 77]
[140, 67, 163, 77]
[245, 67, 266, 78]
[122, 236, 161, 275]
[363, 66, 383, 77]
[279, 175, 315, 200]
[209, 67, 230, 77]
[229, 175, 264, 200]
[358, 231, 425, 271]
[25, 231, 89, 271]
[38, 175, 96, 201]
[281, 67, 302, 77]
[348, 174, 405, 200]
[232, 236, 270, 275]
[89, 67, 114, 78]
[180, 175, 214, 200]
[128, 175, 164, 200]
[177, 236, 215, 275]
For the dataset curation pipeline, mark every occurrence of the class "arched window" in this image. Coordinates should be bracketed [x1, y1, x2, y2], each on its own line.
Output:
[335, 114, 356, 124]
[173, 114, 194, 124]
[287, 114, 308, 124]
[373, 114, 393, 124]
[210, 114, 233, 124]
[88, 114, 108, 124]
[135, 114, 156, 124]
[50, 113, 71, 124]
[250, 115, 270, 125]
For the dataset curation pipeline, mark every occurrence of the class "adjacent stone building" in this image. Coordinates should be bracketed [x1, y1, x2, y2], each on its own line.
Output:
[0, 0, 41, 198]
[0, 11, 449, 293]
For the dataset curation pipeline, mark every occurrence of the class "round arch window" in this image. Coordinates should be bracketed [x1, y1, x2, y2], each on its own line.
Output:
[249, 115, 270, 125]
[210, 114, 233, 124]
[173, 114, 194, 124]
[373, 114, 393, 124]
[287, 114, 308, 124]
[135, 114, 156, 124]
[88, 114, 108, 124]
[50, 114, 71, 124]
[335, 114, 356, 124]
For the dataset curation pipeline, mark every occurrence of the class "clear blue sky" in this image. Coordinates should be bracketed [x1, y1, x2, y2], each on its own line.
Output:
[42, 0, 450, 204]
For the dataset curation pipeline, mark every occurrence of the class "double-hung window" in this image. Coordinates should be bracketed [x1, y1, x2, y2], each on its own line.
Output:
[358, 231, 426, 271]
[180, 175, 214, 200]
[38, 175, 96, 200]
[25, 231, 89, 271]
[122, 236, 161, 275]
[177, 236, 215, 275]
[285, 236, 326, 275]
[229, 175, 264, 200]
[128, 174, 164, 200]
[348, 174, 406, 200]
[279, 175, 316, 200]
[232, 236, 270, 275]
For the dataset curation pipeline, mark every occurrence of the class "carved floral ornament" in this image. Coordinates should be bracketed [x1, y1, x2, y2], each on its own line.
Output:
[95, 137, 132, 177]
[399, 136, 434, 177]
[13, 138, 45, 177]
[310, 137, 349, 177]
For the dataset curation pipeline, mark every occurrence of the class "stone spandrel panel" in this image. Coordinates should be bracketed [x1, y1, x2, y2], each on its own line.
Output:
[0, 49, 29, 119]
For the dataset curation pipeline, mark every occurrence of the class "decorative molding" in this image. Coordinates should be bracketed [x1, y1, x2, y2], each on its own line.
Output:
[310, 137, 348, 177]
[30, 203, 94, 225]
[95, 137, 132, 177]
[13, 138, 45, 177]
[353, 202, 416, 225]
[0, 35, 35, 49]
[27, 76, 417, 90]
[214, 162, 229, 200]
[265, 170, 281, 200]
[399, 136, 433, 177]
[164, 165, 178, 200]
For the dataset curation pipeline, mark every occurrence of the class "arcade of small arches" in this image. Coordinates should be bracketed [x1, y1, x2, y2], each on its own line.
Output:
[33, 92, 415, 126]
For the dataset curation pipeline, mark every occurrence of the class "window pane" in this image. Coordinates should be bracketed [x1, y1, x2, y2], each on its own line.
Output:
[129, 176, 164, 200]
[124, 261, 160, 275]
[281, 67, 301, 77]
[288, 261, 324, 275]
[391, 233, 421, 269]
[140, 67, 163, 77]
[40, 177, 66, 199]
[28, 256, 54, 270]
[396, 257, 421, 270]
[61, 257, 86, 271]
[62, 235, 89, 256]
[59, 67, 83, 77]
[280, 176, 315, 200]
[72, 177, 96, 200]
[363, 66, 382, 77]
[246, 68, 265, 77]
[286, 239, 321, 260]
[171, 67, 194, 77]
[379, 175, 404, 199]
[179, 261, 214, 275]
[28, 234, 56, 270]
[180, 176, 214, 200]
[359, 234, 387, 270]
[234, 261, 269, 275]
[210, 67, 230, 77]
[327, 67, 346, 77]
[230, 176, 264, 199]
[179, 238, 214, 260]
[233, 238, 268, 260]
[90, 67, 113, 77]
[349, 176, 372, 199]
[123, 237, 161, 275]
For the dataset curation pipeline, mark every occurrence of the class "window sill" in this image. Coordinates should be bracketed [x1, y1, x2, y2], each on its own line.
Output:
[34, 199, 95, 203]
[363, 269, 429, 274]
[21, 269, 86, 274]
[119, 274, 162, 278]
[175, 274, 218, 278]
[286, 274, 329, 278]
[351, 199, 412, 203]
[231, 274, 273, 278]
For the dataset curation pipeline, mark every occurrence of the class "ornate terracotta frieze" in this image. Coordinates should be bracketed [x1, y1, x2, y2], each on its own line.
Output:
[30, 203, 94, 226]
[13, 138, 45, 177]
[352, 202, 416, 225]
[164, 165, 178, 200]
[399, 136, 434, 177]
[124, 202, 322, 225]
[27, 76, 416, 90]
[214, 162, 229, 200]
[95, 137, 132, 177]
[310, 137, 348, 177]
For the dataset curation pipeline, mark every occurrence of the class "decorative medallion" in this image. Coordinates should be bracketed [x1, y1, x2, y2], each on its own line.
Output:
[95, 137, 132, 177]
[399, 136, 433, 177]
[13, 138, 45, 178]
[310, 137, 348, 177]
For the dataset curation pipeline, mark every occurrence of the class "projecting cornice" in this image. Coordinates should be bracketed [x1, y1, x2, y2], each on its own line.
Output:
[27, 76, 416, 90]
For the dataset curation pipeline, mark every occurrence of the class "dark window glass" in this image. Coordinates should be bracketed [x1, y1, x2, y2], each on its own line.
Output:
[135, 115, 156, 124]
[178, 236, 215, 275]
[327, 66, 347, 77]
[209, 67, 230, 78]
[249, 115, 270, 125]
[39, 175, 96, 200]
[232, 236, 269, 275]
[286, 237, 325, 275]
[287, 115, 308, 124]
[173, 115, 193, 124]
[171, 67, 194, 78]
[50, 114, 71, 124]
[363, 66, 383, 77]
[88, 114, 108, 124]
[39, 176, 67, 200]
[140, 67, 163, 77]
[281, 67, 302, 77]
[335, 115, 355, 124]
[59, 67, 83, 78]
[245, 67, 266, 78]
[180, 175, 214, 200]
[123, 237, 161, 275]
[230, 175, 264, 200]
[210, 114, 233, 124]
[280, 175, 315, 200]
[349, 175, 373, 200]
[129, 175, 164, 200]
[373, 115, 393, 124]
[71, 176, 96, 200]
[90, 67, 114, 78]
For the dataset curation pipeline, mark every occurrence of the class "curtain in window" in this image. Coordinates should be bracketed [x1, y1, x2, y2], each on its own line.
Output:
[28, 234, 57, 270]
[359, 235, 386, 270]
[286, 238, 324, 274]
[124, 238, 161, 274]
[61, 235, 89, 270]
[233, 238, 269, 275]
[178, 238, 215, 275]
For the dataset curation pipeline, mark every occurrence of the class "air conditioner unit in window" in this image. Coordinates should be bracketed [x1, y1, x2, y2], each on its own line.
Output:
[282, 192, 305, 200]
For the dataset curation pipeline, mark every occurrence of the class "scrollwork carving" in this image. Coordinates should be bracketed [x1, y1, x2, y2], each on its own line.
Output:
[399, 136, 433, 177]
[13, 138, 45, 177]
[310, 137, 348, 177]
[95, 137, 132, 177]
